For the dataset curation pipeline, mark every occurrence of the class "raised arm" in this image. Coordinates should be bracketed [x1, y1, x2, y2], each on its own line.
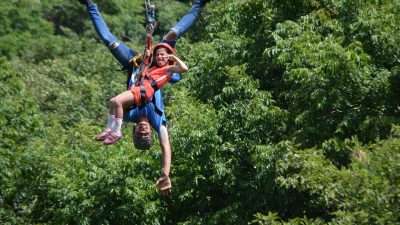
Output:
[167, 54, 188, 75]
[155, 125, 172, 195]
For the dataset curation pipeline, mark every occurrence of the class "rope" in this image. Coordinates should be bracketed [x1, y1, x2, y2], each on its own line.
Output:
[144, 0, 156, 35]
[136, 0, 156, 82]
[155, 0, 175, 9]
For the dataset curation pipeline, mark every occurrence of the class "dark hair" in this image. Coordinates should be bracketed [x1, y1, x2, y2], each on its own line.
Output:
[132, 125, 152, 150]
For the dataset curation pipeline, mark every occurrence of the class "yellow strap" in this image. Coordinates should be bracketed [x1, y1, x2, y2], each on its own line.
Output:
[129, 53, 144, 67]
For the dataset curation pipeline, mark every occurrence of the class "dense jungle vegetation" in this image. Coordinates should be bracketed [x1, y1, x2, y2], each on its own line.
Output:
[1, 0, 399, 224]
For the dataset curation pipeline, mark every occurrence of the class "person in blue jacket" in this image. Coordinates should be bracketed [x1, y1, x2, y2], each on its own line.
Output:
[79, 0, 209, 194]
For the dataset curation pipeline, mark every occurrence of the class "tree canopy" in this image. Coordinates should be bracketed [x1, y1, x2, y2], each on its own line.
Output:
[1, 0, 399, 224]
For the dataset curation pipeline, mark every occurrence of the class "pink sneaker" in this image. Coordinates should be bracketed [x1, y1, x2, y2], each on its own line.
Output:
[96, 130, 111, 141]
[103, 132, 122, 145]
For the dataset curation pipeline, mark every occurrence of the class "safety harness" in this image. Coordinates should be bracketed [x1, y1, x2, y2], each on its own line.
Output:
[127, 0, 155, 85]
[137, 42, 175, 105]
[128, 0, 172, 115]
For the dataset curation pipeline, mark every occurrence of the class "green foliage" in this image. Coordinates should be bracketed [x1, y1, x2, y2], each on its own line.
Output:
[0, 1, 53, 59]
[345, 3, 400, 69]
[30, 125, 163, 225]
[166, 91, 227, 223]
[0, 58, 44, 148]
[0, 57, 45, 224]
[251, 138, 400, 225]
[264, 8, 394, 146]
[1, 0, 400, 224]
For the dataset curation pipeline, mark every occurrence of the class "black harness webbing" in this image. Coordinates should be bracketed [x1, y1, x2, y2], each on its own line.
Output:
[137, 72, 163, 116]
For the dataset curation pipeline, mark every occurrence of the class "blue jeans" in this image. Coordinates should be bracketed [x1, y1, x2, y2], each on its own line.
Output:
[88, 1, 205, 61]
[161, 0, 205, 48]
[170, 0, 205, 40]
[88, 4, 137, 67]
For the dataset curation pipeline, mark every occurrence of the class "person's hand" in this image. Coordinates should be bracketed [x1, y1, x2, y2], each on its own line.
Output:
[156, 174, 172, 196]
[167, 54, 176, 62]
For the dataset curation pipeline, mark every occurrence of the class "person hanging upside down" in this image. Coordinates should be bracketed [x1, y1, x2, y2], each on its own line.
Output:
[96, 44, 188, 145]
[79, 0, 209, 194]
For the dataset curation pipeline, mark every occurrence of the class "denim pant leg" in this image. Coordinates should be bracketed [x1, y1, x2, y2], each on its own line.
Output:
[171, 0, 205, 40]
[160, 0, 205, 48]
[88, 4, 136, 66]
